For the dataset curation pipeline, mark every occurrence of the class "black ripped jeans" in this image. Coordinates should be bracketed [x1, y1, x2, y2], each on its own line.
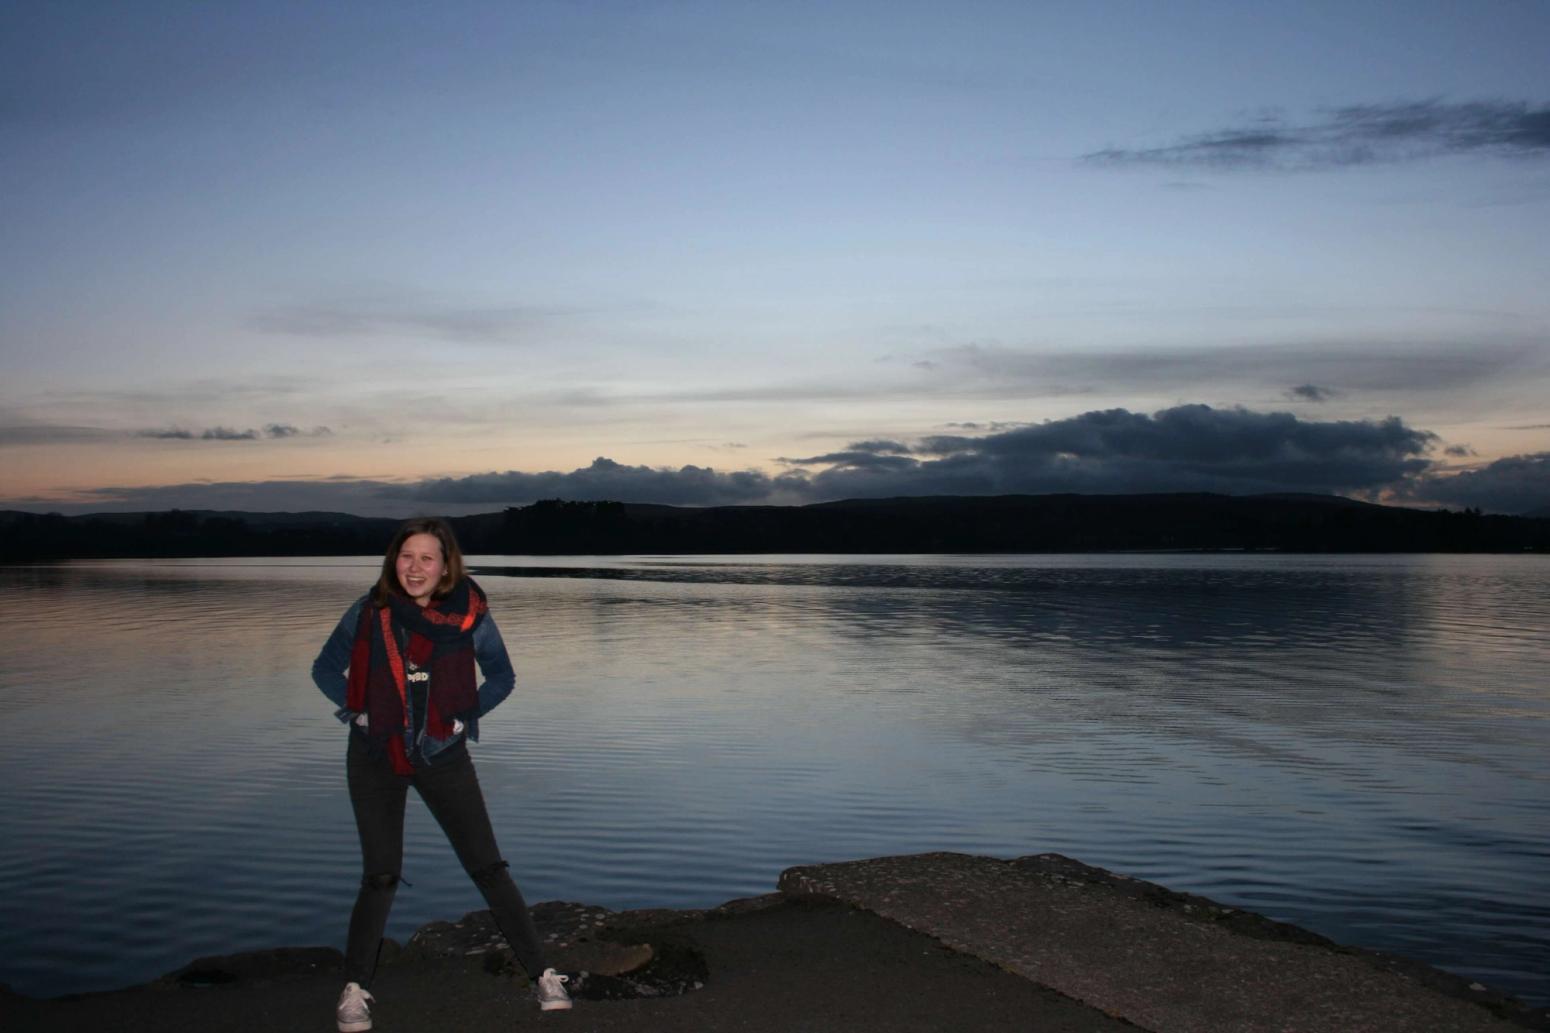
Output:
[344, 734, 547, 987]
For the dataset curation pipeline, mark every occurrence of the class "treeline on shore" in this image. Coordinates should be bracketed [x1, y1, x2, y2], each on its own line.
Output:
[3, 493, 1547, 561]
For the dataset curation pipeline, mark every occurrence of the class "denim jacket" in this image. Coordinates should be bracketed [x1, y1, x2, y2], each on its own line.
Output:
[311, 594, 516, 763]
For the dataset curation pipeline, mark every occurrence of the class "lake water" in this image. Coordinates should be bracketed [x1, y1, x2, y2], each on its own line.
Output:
[1, 553, 1547, 1005]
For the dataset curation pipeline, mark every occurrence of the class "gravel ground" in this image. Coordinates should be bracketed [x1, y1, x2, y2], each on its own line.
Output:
[1, 898, 1136, 1033]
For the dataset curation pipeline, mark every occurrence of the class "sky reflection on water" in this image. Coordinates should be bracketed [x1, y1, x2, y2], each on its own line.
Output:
[0, 553, 1546, 1004]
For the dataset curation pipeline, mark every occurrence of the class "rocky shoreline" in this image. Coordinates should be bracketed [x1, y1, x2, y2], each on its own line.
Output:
[5, 852, 1546, 1033]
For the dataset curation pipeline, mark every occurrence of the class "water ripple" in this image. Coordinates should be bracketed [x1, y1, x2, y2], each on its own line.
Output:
[1, 554, 1547, 1004]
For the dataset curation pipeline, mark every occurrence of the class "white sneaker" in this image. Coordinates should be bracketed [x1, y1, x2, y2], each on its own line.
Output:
[336, 981, 375, 1031]
[535, 967, 573, 1011]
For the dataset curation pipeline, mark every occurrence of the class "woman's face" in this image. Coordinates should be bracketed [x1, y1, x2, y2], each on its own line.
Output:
[395, 532, 447, 606]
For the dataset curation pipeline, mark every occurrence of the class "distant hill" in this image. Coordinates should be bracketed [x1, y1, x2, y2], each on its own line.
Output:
[0, 508, 399, 561]
[4, 492, 1547, 561]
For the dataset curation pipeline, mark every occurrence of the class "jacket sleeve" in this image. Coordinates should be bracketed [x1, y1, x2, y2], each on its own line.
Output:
[473, 612, 516, 720]
[312, 597, 364, 719]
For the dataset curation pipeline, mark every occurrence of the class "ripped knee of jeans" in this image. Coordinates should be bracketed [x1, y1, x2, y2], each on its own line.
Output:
[470, 860, 510, 889]
[361, 871, 401, 892]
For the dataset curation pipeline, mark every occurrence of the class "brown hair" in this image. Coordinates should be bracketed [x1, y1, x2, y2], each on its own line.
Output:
[371, 517, 467, 607]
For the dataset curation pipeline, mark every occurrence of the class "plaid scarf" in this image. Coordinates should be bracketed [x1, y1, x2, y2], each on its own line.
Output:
[346, 577, 487, 774]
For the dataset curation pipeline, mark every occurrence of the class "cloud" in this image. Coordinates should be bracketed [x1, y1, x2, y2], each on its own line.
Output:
[0, 477, 412, 516]
[789, 404, 1437, 501]
[6, 463, 807, 515]
[1084, 99, 1550, 170]
[620, 380, 919, 406]
[941, 421, 1029, 432]
[0, 424, 117, 445]
[1287, 384, 1338, 403]
[133, 424, 331, 441]
[263, 423, 332, 438]
[928, 340, 1533, 397]
[1, 405, 1476, 515]
[516, 338, 1535, 420]
[250, 300, 572, 345]
[844, 439, 913, 454]
[780, 449, 920, 472]
[403, 457, 811, 508]
[1406, 453, 1550, 515]
[45, 377, 308, 409]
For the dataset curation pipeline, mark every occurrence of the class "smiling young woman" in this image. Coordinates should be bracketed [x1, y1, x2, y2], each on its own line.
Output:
[311, 517, 572, 1029]
[392, 531, 449, 606]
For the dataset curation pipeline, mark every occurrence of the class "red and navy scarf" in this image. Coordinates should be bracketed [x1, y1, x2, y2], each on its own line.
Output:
[346, 577, 487, 774]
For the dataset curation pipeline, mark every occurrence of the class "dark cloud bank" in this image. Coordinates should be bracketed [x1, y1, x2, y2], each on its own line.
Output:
[384, 402, 1550, 516]
[781, 404, 1442, 500]
[388, 405, 1446, 508]
[1404, 453, 1550, 516]
[28, 404, 1548, 518]
[1086, 99, 1550, 170]
[404, 458, 811, 508]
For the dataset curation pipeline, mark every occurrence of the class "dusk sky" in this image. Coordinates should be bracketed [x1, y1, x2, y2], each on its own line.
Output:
[3, 1, 1548, 516]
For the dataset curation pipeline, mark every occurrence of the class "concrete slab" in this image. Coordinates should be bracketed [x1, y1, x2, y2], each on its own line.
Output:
[779, 851, 1537, 1033]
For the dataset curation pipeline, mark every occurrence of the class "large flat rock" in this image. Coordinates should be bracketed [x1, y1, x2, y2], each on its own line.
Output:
[779, 851, 1538, 1033]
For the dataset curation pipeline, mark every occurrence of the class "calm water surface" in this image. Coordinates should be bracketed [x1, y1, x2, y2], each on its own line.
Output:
[1, 553, 1547, 1004]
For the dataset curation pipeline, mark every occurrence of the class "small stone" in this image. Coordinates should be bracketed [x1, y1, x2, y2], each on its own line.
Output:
[551, 941, 655, 977]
